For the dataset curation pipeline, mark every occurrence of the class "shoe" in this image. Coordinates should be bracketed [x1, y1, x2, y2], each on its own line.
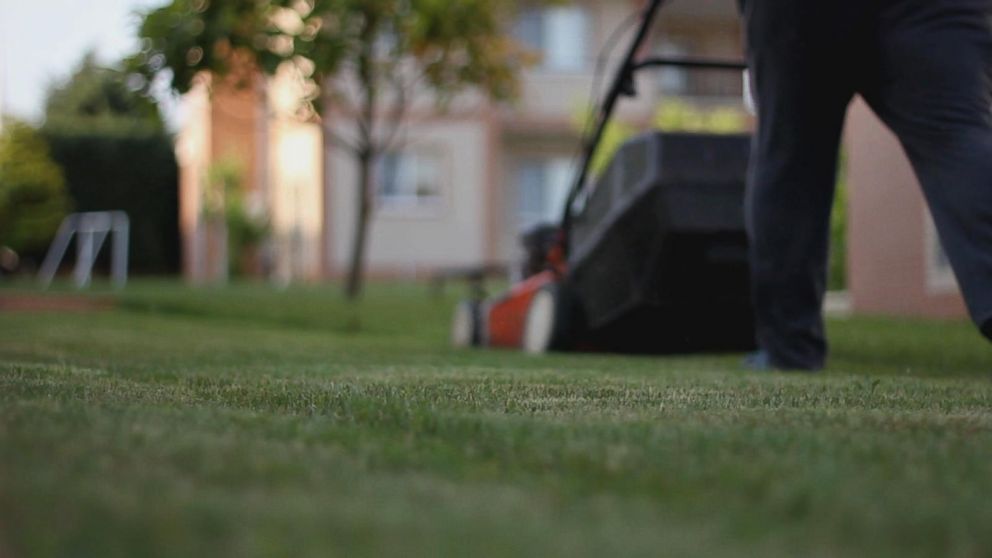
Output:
[981, 319, 992, 342]
[742, 350, 823, 372]
[742, 350, 774, 371]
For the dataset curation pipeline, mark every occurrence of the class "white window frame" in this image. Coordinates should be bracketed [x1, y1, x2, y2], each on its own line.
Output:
[515, 5, 591, 73]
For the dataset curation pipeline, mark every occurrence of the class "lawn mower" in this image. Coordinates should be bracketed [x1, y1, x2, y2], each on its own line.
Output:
[452, 0, 756, 355]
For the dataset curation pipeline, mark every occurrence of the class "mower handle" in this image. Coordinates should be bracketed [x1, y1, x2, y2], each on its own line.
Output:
[632, 57, 747, 72]
[559, 0, 746, 256]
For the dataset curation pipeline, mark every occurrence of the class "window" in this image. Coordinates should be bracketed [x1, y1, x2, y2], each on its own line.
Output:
[656, 40, 689, 96]
[514, 6, 590, 72]
[377, 150, 443, 211]
[516, 157, 573, 229]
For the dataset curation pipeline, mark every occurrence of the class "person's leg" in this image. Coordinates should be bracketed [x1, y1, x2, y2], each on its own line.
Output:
[743, 0, 859, 369]
[863, 0, 992, 339]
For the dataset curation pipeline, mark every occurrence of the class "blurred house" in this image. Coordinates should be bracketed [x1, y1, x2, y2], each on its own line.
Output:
[176, 0, 967, 319]
[177, 0, 744, 282]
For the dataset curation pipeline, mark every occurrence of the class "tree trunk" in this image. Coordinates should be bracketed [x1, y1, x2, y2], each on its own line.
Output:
[344, 150, 374, 299]
[344, 35, 379, 301]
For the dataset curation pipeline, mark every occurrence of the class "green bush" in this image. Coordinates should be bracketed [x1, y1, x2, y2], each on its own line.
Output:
[654, 99, 749, 134]
[0, 120, 72, 256]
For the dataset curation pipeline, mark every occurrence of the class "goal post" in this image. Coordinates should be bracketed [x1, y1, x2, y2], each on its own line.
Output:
[38, 211, 130, 289]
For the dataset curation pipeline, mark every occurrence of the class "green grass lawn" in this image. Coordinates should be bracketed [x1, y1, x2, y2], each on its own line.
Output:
[1, 281, 990, 557]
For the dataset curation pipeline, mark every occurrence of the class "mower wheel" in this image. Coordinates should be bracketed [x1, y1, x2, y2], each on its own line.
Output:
[523, 284, 572, 354]
[451, 299, 482, 348]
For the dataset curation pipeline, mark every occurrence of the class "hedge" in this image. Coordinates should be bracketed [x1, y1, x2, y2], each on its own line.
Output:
[44, 131, 179, 274]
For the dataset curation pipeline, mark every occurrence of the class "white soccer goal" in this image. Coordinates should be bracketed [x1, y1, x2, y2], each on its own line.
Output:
[38, 211, 130, 289]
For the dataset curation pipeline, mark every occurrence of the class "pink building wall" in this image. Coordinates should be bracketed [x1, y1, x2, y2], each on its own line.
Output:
[845, 98, 966, 318]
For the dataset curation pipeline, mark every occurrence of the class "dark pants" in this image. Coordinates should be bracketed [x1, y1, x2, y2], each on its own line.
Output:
[742, 0, 992, 369]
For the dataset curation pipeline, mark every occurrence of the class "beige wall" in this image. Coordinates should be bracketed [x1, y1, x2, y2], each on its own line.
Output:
[266, 119, 324, 282]
[266, 69, 325, 282]
[845, 98, 966, 318]
[328, 118, 494, 277]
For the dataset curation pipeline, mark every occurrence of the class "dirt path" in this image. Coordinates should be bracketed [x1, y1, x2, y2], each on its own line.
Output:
[0, 294, 116, 313]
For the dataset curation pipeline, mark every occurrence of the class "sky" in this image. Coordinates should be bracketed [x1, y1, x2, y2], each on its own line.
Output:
[0, 0, 174, 126]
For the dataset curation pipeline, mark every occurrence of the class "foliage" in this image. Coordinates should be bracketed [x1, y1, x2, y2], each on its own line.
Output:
[0, 282, 991, 556]
[205, 158, 270, 276]
[202, 157, 239, 221]
[0, 120, 72, 255]
[654, 98, 748, 134]
[129, 0, 284, 95]
[829, 152, 848, 291]
[41, 54, 180, 274]
[44, 53, 166, 135]
[131, 0, 534, 107]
